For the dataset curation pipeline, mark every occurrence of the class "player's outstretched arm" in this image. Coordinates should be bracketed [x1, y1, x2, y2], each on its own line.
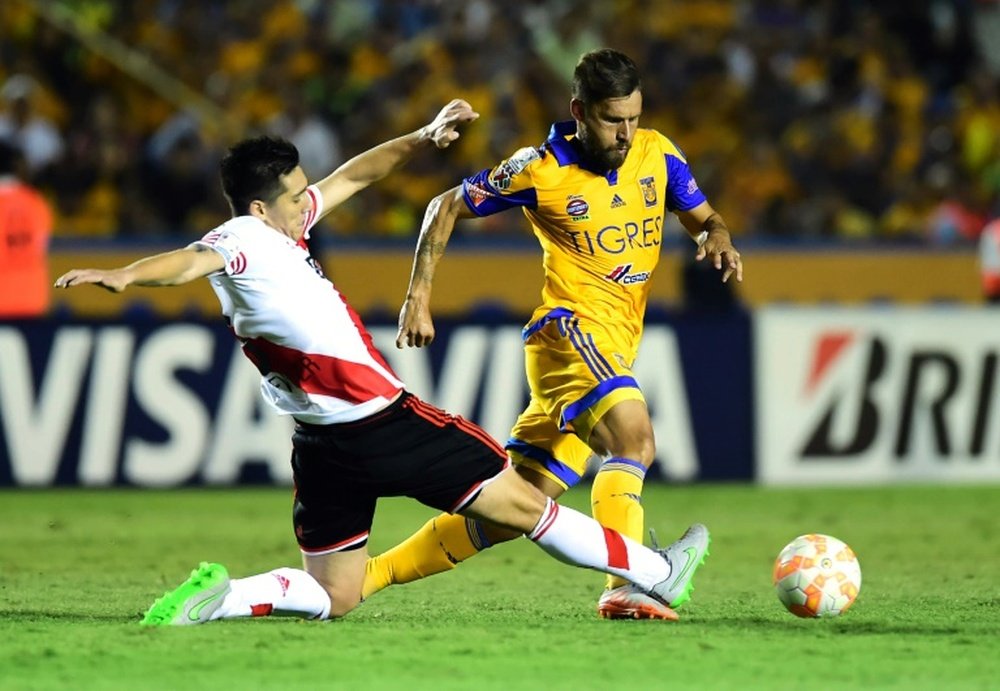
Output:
[54, 244, 226, 292]
[396, 184, 474, 349]
[313, 99, 479, 215]
[678, 201, 743, 283]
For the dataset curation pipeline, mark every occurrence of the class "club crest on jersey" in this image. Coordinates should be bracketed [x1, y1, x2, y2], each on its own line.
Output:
[606, 263, 651, 285]
[566, 196, 590, 220]
[639, 176, 657, 207]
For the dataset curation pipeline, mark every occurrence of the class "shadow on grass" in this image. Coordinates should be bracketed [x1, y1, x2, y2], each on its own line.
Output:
[708, 615, 964, 636]
[4, 609, 138, 624]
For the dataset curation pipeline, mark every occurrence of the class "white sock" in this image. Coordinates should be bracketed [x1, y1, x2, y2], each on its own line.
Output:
[528, 498, 670, 590]
[212, 567, 331, 620]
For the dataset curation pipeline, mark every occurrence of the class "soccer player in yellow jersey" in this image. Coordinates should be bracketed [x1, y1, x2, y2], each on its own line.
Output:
[368, 49, 742, 620]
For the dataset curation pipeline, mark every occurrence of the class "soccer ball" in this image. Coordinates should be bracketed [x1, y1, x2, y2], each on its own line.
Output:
[773, 534, 861, 618]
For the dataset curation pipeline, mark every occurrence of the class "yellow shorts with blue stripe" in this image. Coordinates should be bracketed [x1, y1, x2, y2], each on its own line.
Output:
[505, 307, 645, 490]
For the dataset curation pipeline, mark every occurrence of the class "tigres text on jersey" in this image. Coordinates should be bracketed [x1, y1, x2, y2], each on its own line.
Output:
[462, 120, 706, 349]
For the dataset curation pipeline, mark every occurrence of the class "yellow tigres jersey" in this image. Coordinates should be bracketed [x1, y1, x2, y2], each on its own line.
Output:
[462, 121, 706, 348]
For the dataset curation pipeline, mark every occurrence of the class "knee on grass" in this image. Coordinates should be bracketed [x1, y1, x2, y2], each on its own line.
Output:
[316, 580, 362, 619]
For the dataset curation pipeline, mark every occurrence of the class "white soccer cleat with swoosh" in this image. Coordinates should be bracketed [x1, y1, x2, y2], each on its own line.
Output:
[648, 524, 711, 609]
[140, 562, 231, 626]
[598, 584, 679, 620]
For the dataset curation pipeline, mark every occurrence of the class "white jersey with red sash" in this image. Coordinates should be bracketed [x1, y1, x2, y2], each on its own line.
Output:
[195, 185, 403, 424]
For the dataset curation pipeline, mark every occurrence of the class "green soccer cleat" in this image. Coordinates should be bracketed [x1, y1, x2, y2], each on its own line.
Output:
[140, 562, 231, 626]
[648, 524, 711, 609]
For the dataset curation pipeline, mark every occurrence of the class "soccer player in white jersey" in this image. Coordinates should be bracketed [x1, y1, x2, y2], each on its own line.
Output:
[55, 99, 707, 624]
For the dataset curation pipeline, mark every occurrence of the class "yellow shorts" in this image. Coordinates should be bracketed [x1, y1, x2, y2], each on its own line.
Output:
[506, 308, 645, 489]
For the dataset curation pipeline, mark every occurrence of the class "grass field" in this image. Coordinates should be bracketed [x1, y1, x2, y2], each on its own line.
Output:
[1, 484, 998, 690]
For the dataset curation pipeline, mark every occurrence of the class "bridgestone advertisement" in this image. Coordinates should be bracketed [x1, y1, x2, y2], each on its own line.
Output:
[756, 307, 1000, 485]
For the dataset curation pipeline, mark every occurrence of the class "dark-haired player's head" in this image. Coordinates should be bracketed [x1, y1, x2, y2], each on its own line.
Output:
[570, 49, 642, 172]
[220, 136, 312, 239]
[220, 136, 299, 215]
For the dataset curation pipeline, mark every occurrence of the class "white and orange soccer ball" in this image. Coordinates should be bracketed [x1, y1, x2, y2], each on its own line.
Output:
[773, 534, 861, 618]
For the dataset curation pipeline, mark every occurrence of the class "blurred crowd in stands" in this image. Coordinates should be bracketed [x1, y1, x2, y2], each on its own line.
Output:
[0, 0, 998, 243]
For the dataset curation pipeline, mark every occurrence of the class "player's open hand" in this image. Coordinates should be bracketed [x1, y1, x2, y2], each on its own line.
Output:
[695, 231, 743, 283]
[54, 268, 130, 293]
[423, 99, 479, 149]
[396, 297, 436, 348]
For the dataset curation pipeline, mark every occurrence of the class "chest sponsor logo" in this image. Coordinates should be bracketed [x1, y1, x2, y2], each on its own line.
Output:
[606, 263, 651, 285]
[566, 198, 590, 219]
[639, 176, 657, 208]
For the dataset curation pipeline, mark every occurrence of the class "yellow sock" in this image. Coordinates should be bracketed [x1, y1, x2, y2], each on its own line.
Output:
[590, 457, 646, 590]
[362, 513, 489, 599]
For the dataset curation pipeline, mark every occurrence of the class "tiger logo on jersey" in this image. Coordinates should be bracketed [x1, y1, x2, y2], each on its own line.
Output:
[639, 176, 658, 208]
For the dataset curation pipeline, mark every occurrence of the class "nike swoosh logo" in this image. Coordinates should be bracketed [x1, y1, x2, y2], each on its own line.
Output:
[671, 546, 699, 586]
[188, 591, 224, 622]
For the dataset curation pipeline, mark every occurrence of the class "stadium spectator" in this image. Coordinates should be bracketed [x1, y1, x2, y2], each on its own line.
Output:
[139, 130, 222, 236]
[0, 140, 53, 317]
[265, 90, 343, 182]
[376, 48, 732, 620]
[53, 100, 709, 624]
[1, 1, 995, 240]
[979, 217, 1000, 303]
[0, 74, 64, 179]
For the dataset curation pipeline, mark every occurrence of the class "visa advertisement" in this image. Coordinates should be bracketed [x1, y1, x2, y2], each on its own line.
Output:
[0, 312, 753, 487]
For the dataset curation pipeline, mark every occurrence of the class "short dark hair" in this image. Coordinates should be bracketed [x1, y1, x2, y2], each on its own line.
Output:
[572, 49, 641, 104]
[219, 136, 299, 215]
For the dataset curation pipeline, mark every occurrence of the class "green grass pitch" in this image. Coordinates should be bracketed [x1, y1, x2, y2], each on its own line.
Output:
[1, 484, 997, 690]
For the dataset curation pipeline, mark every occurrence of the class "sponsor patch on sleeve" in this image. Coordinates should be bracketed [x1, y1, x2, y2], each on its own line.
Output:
[487, 146, 541, 191]
[199, 229, 241, 271]
[465, 180, 494, 207]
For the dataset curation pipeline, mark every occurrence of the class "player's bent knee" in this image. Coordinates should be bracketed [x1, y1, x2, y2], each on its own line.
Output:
[303, 551, 366, 619]
[500, 473, 550, 532]
[634, 436, 656, 467]
[595, 431, 656, 467]
[464, 468, 549, 534]
[321, 582, 361, 618]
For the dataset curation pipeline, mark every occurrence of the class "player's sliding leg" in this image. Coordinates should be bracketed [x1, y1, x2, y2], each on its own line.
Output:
[363, 453, 680, 620]
[362, 514, 513, 599]
[462, 467, 709, 615]
[362, 465, 558, 598]
[141, 562, 333, 625]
